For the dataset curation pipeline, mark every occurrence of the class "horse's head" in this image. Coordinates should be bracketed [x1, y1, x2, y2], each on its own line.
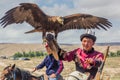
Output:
[0, 64, 15, 80]
[0, 64, 45, 80]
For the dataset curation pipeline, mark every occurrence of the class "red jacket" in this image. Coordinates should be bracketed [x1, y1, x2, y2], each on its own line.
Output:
[64, 48, 104, 77]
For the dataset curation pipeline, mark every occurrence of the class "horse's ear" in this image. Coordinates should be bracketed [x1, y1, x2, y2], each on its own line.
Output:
[12, 64, 15, 69]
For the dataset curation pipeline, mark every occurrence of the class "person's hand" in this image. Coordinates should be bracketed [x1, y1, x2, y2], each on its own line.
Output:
[49, 73, 56, 78]
[85, 58, 95, 69]
[32, 68, 37, 73]
[85, 58, 94, 64]
[86, 64, 92, 69]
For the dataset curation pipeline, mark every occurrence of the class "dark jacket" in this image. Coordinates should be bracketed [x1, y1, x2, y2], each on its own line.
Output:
[36, 54, 63, 76]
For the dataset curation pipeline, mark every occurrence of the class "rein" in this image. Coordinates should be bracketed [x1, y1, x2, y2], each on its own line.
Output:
[5, 68, 17, 80]
[12, 70, 16, 80]
[5, 67, 27, 80]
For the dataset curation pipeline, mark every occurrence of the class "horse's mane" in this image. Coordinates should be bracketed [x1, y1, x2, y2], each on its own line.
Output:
[17, 67, 30, 75]
[3, 66, 33, 80]
[15, 67, 37, 80]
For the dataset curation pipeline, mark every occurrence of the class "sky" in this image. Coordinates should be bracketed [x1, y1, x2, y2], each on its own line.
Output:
[0, 0, 120, 44]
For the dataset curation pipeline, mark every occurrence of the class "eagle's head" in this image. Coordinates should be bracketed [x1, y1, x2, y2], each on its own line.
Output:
[49, 16, 64, 25]
[56, 16, 64, 25]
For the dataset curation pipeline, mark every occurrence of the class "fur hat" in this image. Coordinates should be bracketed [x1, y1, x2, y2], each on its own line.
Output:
[80, 33, 96, 42]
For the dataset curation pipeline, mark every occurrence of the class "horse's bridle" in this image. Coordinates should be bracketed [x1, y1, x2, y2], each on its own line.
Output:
[3, 68, 16, 80]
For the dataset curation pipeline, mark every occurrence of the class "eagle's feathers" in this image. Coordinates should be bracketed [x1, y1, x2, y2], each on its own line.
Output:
[0, 3, 112, 39]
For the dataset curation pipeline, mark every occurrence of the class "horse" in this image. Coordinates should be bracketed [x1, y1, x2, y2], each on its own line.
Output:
[0, 64, 45, 80]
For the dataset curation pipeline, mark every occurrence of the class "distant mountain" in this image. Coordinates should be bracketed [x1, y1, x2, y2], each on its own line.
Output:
[96, 42, 120, 46]
[0, 42, 120, 46]
[60, 42, 120, 46]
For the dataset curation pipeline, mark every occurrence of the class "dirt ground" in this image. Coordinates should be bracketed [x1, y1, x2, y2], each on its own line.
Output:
[0, 43, 120, 80]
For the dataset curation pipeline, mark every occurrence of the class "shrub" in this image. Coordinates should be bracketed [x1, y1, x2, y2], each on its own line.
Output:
[13, 52, 23, 58]
[109, 52, 116, 57]
[108, 50, 120, 57]
[29, 51, 35, 58]
[13, 51, 47, 58]
[116, 50, 120, 56]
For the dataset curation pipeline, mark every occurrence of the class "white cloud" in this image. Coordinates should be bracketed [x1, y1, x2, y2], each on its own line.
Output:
[73, 0, 120, 19]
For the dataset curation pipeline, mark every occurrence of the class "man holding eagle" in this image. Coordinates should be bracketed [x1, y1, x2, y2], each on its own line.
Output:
[0, 3, 112, 40]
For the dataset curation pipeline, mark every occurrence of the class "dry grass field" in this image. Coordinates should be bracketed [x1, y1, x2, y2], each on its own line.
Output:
[0, 43, 120, 80]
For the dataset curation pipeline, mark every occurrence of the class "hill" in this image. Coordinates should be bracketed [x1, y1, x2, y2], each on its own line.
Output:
[0, 43, 120, 57]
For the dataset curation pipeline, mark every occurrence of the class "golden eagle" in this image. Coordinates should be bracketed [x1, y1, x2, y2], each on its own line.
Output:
[0, 3, 112, 40]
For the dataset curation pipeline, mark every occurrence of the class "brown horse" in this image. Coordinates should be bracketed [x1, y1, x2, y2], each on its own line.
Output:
[0, 64, 44, 80]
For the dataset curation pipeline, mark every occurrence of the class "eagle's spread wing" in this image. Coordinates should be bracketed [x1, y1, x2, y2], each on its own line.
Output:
[0, 3, 47, 28]
[59, 13, 112, 32]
